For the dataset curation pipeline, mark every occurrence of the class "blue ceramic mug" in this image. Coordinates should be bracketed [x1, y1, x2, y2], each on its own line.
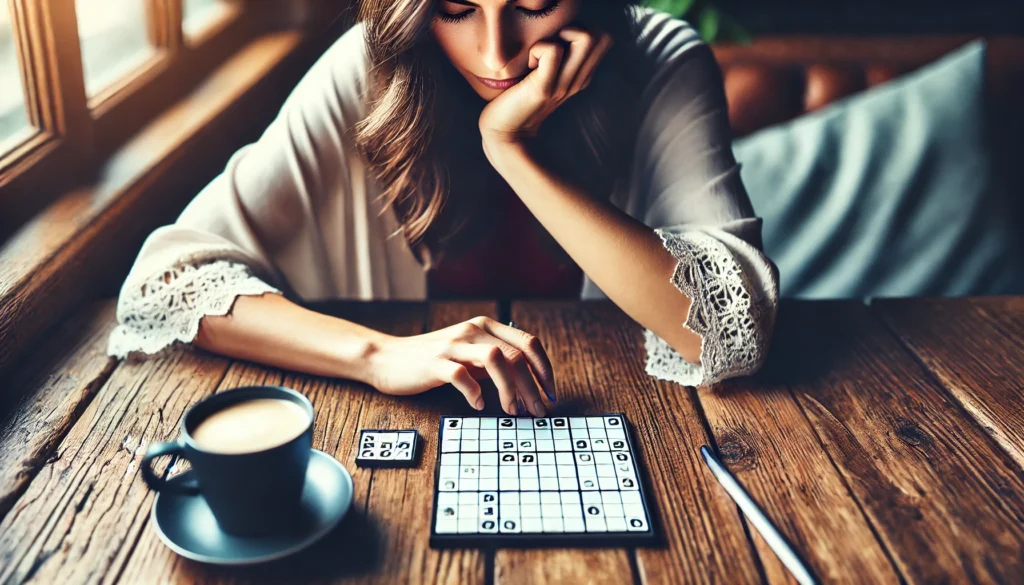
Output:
[141, 385, 314, 537]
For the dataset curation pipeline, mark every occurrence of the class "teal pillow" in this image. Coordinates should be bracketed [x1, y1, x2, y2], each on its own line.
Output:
[734, 40, 1023, 299]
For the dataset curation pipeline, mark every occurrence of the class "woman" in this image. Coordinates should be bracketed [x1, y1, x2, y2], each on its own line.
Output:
[108, 0, 779, 417]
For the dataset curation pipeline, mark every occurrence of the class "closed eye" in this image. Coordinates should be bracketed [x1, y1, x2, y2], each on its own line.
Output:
[435, 1, 562, 24]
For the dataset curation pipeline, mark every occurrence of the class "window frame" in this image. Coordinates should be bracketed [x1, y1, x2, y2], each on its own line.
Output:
[0, 0, 266, 234]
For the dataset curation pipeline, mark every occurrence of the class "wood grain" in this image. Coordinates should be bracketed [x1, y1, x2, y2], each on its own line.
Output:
[873, 297, 1024, 468]
[114, 301, 486, 584]
[698, 347, 901, 583]
[775, 301, 1024, 583]
[0, 347, 232, 584]
[0, 301, 118, 523]
[497, 301, 762, 585]
[349, 301, 492, 585]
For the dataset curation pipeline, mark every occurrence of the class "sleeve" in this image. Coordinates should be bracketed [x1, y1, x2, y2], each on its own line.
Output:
[628, 39, 780, 387]
[107, 25, 369, 361]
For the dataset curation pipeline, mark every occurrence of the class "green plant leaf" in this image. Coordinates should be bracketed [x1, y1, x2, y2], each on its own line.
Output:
[698, 6, 720, 42]
[644, 0, 696, 18]
[721, 13, 752, 45]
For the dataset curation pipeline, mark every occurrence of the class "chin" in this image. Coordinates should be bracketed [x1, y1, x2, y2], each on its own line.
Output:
[469, 81, 503, 101]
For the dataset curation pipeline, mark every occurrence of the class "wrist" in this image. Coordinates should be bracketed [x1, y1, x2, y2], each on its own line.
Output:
[482, 134, 533, 172]
[330, 324, 394, 387]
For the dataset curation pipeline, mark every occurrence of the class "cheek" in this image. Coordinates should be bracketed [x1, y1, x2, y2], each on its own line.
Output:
[431, 26, 475, 69]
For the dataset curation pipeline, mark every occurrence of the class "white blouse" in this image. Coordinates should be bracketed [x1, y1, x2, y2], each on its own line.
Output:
[107, 7, 780, 387]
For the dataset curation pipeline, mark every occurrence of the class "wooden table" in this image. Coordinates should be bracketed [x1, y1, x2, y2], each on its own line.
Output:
[1, 297, 1022, 584]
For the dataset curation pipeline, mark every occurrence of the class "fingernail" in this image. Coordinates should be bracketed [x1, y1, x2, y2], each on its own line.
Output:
[533, 400, 547, 417]
[475, 397, 485, 411]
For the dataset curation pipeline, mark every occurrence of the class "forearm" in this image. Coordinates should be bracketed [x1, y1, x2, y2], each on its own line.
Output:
[194, 292, 391, 384]
[485, 141, 703, 363]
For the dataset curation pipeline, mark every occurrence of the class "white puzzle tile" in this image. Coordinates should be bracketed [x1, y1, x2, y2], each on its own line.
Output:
[542, 517, 564, 532]
[627, 516, 648, 531]
[607, 517, 628, 532]
[565, 517, 586, 532]
[522, 518, 543, 533]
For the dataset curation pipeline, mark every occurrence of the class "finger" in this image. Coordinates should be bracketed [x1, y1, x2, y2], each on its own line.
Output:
[500, 341, 547, 417]
[437, 361, 485, 411]
[471, 317, 557, 403]
[473, 336, 546, 417]
[572, 32, 613, 94]
[447, 343, 520, 415]
[555, 28, 595, 99]
[528, 41, 564, 100]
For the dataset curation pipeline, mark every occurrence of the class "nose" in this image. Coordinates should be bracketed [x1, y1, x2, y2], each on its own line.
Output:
[480, 15, 519, 75]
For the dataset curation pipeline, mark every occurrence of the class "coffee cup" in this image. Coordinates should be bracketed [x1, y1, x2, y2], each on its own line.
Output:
[141, 385, 314, 537]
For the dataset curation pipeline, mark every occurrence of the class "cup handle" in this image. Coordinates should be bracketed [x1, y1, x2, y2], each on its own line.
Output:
[142, 441, 200, 495]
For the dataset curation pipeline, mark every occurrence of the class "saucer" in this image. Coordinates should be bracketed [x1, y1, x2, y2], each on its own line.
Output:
[151, 449, 353, 565]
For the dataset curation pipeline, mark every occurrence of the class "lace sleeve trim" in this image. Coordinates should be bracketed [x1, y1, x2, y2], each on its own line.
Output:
[644, 229, 771, 386]
[107, 260, 282, 360]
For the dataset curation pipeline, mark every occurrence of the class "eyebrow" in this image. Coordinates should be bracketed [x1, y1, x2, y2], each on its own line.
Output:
[443, 0, 518, 6]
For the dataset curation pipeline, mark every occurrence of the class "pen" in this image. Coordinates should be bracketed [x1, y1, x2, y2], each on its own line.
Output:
[700, 445, 819, 585]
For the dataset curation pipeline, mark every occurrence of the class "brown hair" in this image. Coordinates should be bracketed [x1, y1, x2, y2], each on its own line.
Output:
[354, 0, 650, 268]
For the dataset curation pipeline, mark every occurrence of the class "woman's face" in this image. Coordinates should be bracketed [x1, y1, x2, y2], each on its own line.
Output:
[430, 0, 582, 101]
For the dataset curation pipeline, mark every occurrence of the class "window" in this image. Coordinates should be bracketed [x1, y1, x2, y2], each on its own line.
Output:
[1, 0, 272, 223]
[183, 0, 237, 42]
[76, 0, 157, 97]
[0, 5, 30, 147]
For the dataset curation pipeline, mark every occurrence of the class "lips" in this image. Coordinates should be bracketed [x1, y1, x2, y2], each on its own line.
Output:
[477, 75, 526, 90]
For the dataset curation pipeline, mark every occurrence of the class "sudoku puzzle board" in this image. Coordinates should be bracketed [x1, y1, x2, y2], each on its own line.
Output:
[430, 414, 655, 548]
